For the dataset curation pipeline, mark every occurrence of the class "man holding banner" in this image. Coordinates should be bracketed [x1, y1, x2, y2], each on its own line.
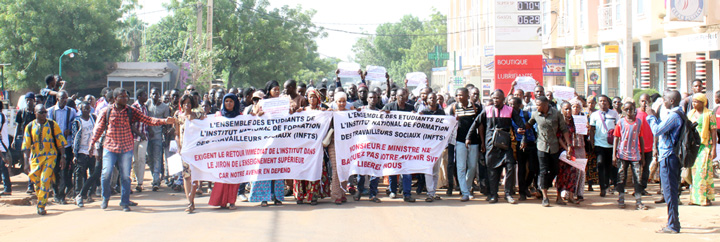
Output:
[382, 88, 417, 202]
[467, 90, 525, 204]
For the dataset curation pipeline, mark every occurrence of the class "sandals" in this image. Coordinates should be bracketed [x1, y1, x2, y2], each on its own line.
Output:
[228, 204, 237, 210]
[334, 199, 343, 205]
[353, 193, 361, 201]
[618, 202, 626, 209]
[274, 200, 282, 205]
[556, 199, 566, 205]
[185, 202, 195, 213]
[341, 196, 347, 203]
[261, 201, 269, 207]
[296, 200, 304, 205]
[310, 199, 318, 206]
[636, 204, 648, 210]
[370, 197, 381, 203]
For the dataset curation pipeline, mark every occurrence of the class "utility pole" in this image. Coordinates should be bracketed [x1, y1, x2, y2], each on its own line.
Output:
[206, 0, 214, 86]
[621, 0, 633, 98]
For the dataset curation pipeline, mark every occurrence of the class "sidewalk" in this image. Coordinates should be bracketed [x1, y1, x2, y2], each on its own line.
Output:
[0, 173, 35, 206]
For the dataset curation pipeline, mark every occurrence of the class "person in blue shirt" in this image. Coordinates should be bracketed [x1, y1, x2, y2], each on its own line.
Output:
[645, 90, 683, 234]
[509, 97, 537, 201]
[47, 90, 76, 204]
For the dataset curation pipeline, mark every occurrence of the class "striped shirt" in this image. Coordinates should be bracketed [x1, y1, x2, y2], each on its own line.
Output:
[613, 118, 643, 161]
[131, 101, 149, 141]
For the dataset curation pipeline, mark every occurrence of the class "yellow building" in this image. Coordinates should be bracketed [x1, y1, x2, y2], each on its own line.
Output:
[448, 0, 720, 101]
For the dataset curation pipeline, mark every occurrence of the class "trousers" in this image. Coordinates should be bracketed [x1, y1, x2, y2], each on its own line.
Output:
[616, 159, 642, 204]
[659, 155, 681, 232]
[132, 140, 148, 185]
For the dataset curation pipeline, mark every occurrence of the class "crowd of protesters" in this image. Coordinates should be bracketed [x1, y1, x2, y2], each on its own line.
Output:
[0, 72, 717, 234]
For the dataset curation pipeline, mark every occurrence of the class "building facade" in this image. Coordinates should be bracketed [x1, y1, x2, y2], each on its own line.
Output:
[448, 0, 720, 102]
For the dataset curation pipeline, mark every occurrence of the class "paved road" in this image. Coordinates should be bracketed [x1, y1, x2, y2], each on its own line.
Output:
[1, 173, 718, 242]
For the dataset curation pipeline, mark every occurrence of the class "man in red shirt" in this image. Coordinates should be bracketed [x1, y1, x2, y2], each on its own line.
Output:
[636, 94, 654, 195]
[90, 88, 175, 212]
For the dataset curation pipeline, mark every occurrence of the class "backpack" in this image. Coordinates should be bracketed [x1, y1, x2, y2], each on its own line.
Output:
[28, 120, 60, 152]
[672, 110, 701, 168]
[104, 106, 140, 138]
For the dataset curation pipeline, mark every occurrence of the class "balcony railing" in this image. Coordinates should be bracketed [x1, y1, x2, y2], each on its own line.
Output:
[598, 2, 622, 30]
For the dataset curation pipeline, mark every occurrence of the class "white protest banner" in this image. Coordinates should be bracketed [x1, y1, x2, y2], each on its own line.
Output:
[514, 76, 537, 93]
[553, 86, 575, 101]
[338, 62, 361, 78]
[180, 111, 332, 183]
[573, 115, 588, 135]
[365, 65, 387, 81]
[333, 110, 457, 181]
[559, 151, 588, 172]
[259, 97, 290, 117]
[406, 72, 428, 86]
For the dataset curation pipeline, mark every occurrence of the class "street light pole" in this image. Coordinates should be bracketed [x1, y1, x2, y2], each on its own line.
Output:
[58, 49, 79, 77]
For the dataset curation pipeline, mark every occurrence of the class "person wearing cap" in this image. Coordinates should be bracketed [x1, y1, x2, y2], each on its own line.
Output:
[14, 92, 37, 194]
[317, 81, 328, 102]
[243, 90, 266, 115]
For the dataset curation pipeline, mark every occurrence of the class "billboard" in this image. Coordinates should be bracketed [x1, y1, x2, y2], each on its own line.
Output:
[494, 55, 543, 93]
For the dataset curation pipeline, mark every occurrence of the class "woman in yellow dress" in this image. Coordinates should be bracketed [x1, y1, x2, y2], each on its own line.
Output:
[687, 93, 716, 206]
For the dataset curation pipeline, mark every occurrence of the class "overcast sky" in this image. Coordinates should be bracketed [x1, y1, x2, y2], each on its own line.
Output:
[136, 0, 447, 61]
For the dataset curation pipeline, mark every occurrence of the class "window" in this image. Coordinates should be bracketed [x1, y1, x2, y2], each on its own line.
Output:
[636, 0, 645, 16]
[542, 0, 551, 42]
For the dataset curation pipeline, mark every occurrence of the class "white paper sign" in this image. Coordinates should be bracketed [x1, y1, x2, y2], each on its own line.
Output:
[573, 115, 588, 135]
[167, 154, 183, 175]
[338, 62, 361, 78]
[553, 86, 575, 101]
[333, 110, 457, 181]
[406, 72, 428, 86]
[514, 76, 537, 93]
[559, 151, 588, 172]
[365, 65, 387, 81]
[180, 112, 332, 183]
[259, 97, 290, 117]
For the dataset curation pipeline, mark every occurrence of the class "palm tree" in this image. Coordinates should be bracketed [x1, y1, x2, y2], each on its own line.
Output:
[119, 14, 147, 62]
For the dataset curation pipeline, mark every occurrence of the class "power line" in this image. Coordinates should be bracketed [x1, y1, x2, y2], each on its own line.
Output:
[228, 0, 478, 37]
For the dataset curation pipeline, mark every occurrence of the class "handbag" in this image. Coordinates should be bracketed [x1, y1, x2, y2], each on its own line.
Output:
[490, 107, 511, 150]
[599, 111, 615, 144]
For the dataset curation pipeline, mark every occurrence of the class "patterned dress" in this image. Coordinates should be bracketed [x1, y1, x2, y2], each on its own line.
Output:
[584, 111, 599, 185]
[557, 117, 583, 195]
[688, 108, 716, 205]
[22, 120, 68, 208]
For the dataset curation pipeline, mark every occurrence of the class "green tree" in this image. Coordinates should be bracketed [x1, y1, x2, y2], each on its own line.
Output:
[351, 11, 446, 86]
[144, 0, 331, 90]
[0, 0, 132, 90]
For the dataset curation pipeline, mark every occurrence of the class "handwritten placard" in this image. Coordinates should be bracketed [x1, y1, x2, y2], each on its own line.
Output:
[573, 115, 588, 135]
[259, 97, 291, 117]
[406, 72, 428, 86]
[338, 62, 361, 78]
[553, 86, 575, 101]
[514, 76, 537, 93]
[366, 65, 387, 81]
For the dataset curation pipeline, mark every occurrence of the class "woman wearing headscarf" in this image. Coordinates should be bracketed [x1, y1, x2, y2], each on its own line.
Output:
[687, 93, 716, 206]
[265, 80, 281, 99]
[208, 93, 242, 209]
[249, 82, 285, 207]
[327, 91, 349, 205]
[584, 95, 599, 192]
[292, 89, 330, 205]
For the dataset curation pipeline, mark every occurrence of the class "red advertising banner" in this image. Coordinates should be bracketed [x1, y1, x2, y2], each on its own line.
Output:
[494, 55, 543, 94]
